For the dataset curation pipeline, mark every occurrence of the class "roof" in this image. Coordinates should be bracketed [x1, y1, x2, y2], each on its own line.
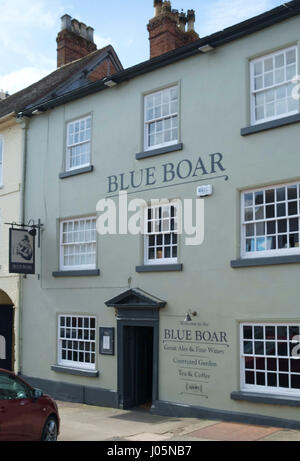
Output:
[20, 0, 300, 117]
[0, 45, 123, 119]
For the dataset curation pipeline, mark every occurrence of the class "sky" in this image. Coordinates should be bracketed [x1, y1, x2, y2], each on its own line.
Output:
[0, 0, 285, 95]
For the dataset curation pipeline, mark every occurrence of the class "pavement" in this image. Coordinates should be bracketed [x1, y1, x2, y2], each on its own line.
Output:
[57, 401, 300, 441]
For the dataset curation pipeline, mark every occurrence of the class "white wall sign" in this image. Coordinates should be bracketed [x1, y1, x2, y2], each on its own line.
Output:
[197, 185, 213, 197]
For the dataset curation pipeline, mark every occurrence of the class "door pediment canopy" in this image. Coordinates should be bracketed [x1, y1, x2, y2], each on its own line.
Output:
[105, 288, 166, 309]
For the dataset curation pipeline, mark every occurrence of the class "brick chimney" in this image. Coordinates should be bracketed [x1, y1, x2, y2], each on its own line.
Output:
[57, 15, 97, 68]
[148, 1, 199, 59]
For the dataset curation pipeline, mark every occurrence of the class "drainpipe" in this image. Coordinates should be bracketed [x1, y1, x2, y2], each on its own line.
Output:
[15, 116, 29, 375]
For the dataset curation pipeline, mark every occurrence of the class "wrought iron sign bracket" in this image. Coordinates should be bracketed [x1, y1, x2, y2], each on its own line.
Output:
[5, 219, 44, 248]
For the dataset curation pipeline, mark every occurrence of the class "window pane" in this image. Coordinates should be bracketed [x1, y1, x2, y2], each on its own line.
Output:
[61, 218, 96, 269]
[243, 326, 253, 339]
[244, 193, 253, 207]
[252, 47, 298, 123]
[264, 58, 273, 72]
[245, 371, 255, 384]
[266, 189, 275, 203]
[242, 323, 300, 395]
[255, 342, 264, 355]
[254, 326, 264, 339]
[245, 357, 254, 369]
[58, 316, 96, 370]
[266, 205, 275, 218]
[256, 373, 265, 386]
[67, 117, 91, 171]
[244, 341, 253, 354]
[145, 205, 178, 264]
[255, 76, 263, 90]
[275, 53, 284, 68]
[254, 61, 263, 75]
[286, 64, 296, 80]
[243, 182, 300, 256]
[288, 202, 297, 216]
[145, 87, 178, 149]
[245, 208, 253, 221]
[275, 68, 285, 84]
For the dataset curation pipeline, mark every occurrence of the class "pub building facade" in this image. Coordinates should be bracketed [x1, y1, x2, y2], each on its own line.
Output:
[18, 0, 300, 428]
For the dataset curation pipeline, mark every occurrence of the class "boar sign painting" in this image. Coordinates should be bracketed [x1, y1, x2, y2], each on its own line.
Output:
[9, 228, 35, 275]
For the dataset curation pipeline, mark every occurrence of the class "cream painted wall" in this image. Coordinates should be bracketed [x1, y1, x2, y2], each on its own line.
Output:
[0, 115, 22, 371]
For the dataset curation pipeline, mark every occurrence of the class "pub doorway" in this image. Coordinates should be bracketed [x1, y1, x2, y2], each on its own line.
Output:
[122, 326, 154, 410]
[105, 288, 165, 412]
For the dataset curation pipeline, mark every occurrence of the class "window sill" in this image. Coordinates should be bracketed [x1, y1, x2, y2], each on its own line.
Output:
[231, 255, 300, 268]
[59, 165, 94, 179]
[231, 391, 300, 407]
[241, 113, 300, 136]
[51, 365, 99, 378]
[52, 269, 100, 277]
[136, 264, 183, 273]
[136, 143, 183, 160]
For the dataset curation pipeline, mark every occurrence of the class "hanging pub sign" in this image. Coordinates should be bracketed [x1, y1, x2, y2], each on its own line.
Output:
[9, 228, 35, 275]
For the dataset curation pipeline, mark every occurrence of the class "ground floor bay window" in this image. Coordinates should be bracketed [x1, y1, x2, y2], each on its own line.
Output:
[241, 323, 300, 396]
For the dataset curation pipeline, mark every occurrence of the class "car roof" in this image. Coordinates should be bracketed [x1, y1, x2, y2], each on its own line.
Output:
[0, 368, 14, 375]
[0, 369, 34, 389]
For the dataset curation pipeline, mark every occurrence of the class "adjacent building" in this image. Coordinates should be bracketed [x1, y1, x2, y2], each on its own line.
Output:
[0, 95, 26, 373]
[16, 0, 300, 428]
[0, 16, 122, 374]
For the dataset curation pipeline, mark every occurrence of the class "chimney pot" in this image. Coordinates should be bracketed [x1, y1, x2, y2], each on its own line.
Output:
[86, 26, 95, 42]
[71, 18, 81, 34]
[162, 1, 172, 14]
[80, 22, 88, 39]
[154, 0, 163, 16]
[178, 11, 186, 32]
[187, 9, 196, 32]
[61, 14, 72, 31]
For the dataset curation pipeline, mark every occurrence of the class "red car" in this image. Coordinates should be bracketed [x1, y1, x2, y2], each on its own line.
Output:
[0, 369, 60, 441]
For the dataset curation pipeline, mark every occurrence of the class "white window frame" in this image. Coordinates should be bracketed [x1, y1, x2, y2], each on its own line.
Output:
[144, 86, 179, 152]
[240, 323, 300, 397]
[0, 135, 3, 186]
[250, 46, 298, 126]
[60, 217, 97, 271]
[66, 115, 91, 172]
[144, 203, 178, 265]
[241, 182, 300, 259]
[58, 315, 96, 371]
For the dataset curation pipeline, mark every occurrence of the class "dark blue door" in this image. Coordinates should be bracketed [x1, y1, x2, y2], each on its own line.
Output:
[0, 306, 13, 371]
[122, 326, 153, 409]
